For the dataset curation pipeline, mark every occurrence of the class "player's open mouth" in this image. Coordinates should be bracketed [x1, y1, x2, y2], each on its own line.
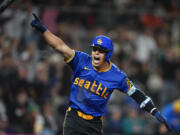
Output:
[94, 56, 100, 64]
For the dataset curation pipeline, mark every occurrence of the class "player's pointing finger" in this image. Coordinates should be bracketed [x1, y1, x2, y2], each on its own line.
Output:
[32, 13, 40, 21]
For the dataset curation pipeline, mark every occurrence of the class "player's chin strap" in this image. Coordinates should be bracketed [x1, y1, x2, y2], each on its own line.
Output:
[127, 87, 157, 115]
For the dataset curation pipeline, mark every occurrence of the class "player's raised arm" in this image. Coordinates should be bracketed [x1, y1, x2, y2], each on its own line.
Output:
[0, 0, 15, 13]
[30, 13, 73, 61]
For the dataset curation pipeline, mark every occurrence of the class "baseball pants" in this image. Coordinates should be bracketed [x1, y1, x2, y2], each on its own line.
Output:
[63, 107, 103, 135]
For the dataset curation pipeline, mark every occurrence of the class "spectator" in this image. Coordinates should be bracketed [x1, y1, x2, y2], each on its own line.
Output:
[26, 102, 44, 134]
[104, 106, 123, 135]
[42, 100, 58, 135]
[121, 106, 147, 135]
[135, 28, 157, 63]
[0, 114, 14, 133]
[0, 87, 6, 117]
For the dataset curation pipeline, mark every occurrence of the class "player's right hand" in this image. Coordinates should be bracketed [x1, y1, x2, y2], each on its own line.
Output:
[31, 13, 47, 33]
[155, 111, 172, 131]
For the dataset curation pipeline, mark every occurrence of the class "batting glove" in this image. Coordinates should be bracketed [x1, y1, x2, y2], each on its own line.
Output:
[31, 13, 47, 33]
[155, 111, 172, 131]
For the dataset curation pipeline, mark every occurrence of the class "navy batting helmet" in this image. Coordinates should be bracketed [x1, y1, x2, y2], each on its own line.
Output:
[91, 35, 113, 62]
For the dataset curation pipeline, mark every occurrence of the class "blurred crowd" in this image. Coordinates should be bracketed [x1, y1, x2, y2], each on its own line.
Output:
[0, 0, 179, 135]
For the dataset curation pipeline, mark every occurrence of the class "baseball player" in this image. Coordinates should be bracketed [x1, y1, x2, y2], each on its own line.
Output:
[31, 13, 172, 135]
[0, 0, 15, 13]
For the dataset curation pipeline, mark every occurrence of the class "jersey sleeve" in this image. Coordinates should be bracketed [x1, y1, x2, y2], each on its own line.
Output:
[65, 50, 90, 73]
[118, 74, 137, 94]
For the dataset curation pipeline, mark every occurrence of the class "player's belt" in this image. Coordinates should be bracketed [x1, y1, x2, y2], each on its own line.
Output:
[68, 107, 103, 120]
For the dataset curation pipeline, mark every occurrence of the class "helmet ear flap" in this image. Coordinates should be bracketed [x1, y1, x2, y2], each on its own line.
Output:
[105, 56, 109, 62]
[105, 52, 112, 62]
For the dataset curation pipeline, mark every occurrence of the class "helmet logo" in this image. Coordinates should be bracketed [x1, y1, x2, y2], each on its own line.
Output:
[97, 38, 102, 45]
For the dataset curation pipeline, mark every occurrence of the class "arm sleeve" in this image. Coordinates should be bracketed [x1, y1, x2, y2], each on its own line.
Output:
[130, 89, 158, 115]
[0, 0, 14, 13]
[122, 77, 158, 115]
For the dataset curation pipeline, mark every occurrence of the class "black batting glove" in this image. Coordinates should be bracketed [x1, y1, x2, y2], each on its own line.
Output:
[155, 111, 172, 131]
[31, 13, 47, 33]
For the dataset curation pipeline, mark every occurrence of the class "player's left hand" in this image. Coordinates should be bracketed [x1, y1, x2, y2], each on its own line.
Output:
[155, 111, 172, 131]
[31, 13, 47, 33]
